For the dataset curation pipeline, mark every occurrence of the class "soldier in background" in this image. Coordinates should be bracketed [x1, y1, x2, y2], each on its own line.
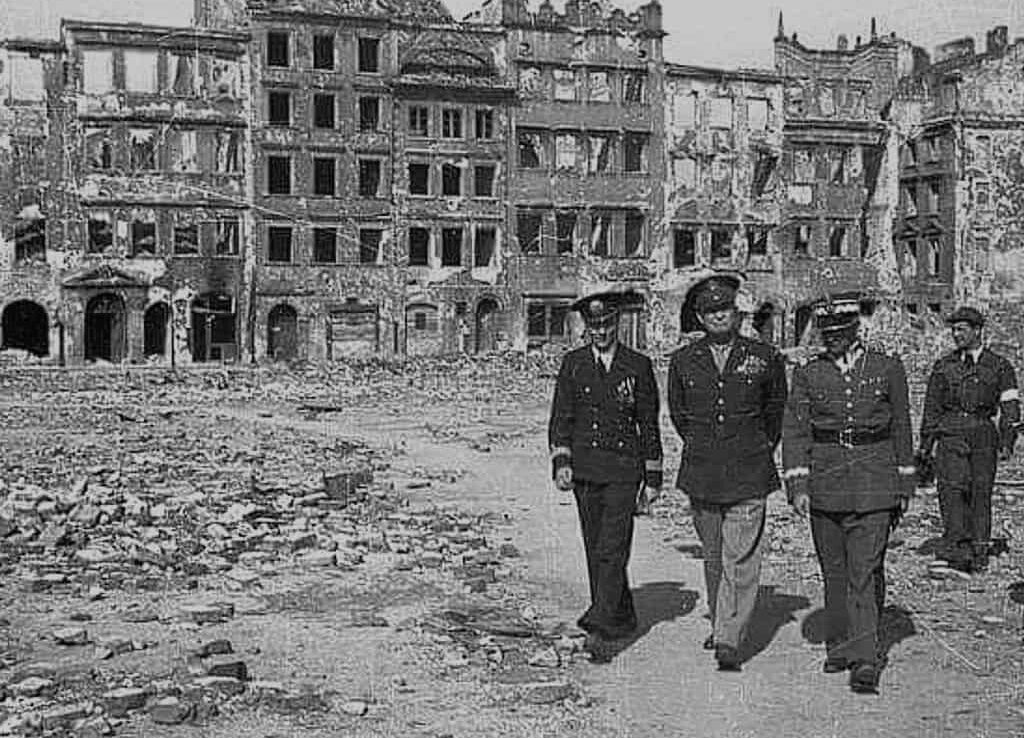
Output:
[918, 307, 1020, 573]
[548, 289, 663, 663]
[783, 292, 915, 694]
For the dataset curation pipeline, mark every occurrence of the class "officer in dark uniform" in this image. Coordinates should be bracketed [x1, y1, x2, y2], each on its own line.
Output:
[918, 306, 1020, 572]
[783, 292, 915, 694]
[548, 289, 663, 663]
[668, 277, 788, 671]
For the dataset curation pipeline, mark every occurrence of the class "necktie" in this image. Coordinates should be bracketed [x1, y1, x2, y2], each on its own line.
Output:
[964, 353, 976, 370]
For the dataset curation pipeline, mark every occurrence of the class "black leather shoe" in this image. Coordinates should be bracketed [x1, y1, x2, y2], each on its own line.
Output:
[715, 644, 742, 671]
[849, 662, 879, 694]
[702, 634, 715, 650]
[823, 656, 849, 674]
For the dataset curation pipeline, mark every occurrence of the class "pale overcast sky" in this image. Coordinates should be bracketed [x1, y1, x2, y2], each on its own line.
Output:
[4, 0, 1024, 68]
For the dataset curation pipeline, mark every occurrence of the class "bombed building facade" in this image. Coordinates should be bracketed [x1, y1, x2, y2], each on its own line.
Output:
[3, 1, 1024, 362]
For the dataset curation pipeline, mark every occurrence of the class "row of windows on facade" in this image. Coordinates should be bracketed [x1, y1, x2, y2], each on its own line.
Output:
[788, 145, 859, 186]
[517, 130, 649, 174]
[668, 222, 857, 268]
[263, 155, 501, 198]
[84, 127, 241, 173]
[80, 216, 241, 256]
[518, 65, 647, 105]
[671, 153, 777, 198]
[78, 48, 241, 98]
[901, 237, 943, 278]
[267, 91, 498, 140]
[515, 209, 647, 258]
[670, 93, 774, 132]
[265, 31, 380, 74]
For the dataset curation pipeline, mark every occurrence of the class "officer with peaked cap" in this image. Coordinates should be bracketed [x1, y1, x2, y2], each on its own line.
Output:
[782, 291, 915, 694]
[548, 289, 663, 663]
[668, 277, 787, 671]
[919, 306, 1020, 572]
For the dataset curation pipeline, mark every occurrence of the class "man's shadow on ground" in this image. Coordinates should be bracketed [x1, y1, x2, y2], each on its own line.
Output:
[737, 585, 812, 663]
[608, 581, 698, 657]
[800, 605, 917, 670]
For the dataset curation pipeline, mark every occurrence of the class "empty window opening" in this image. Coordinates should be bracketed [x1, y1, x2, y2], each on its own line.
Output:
[474, 227, 496, 267]
[441, 163, 462, 196]
[752, 153, 776, 197]
[313, 94, 335, 128]
[928, 238, 941, 276]
[14, 211, 45, 264]
[928, 180, 941, 212]
[674, 92, 697, 128]
[215, 131, 240, 172]
[748, 98, 769, 130]
[591, 212, 612, 257]
[408, 227, 430, 266]
[82, 50, 114, 94]
[359, 159, 382, 197]
[673, 157, 697, 189]
[556, 134, 580, 171]
[215, 219, 239, 255]
[829, 148, 847, 184]
[623, 72, 645, 103]
[267, 156, 291, 194]
[793, 148, 815, 183]
[359, 97, 380, 131]
[555, 211, 576, 254]
[86, 128, 113, 169]
[589, 71, 611, 102]
[518, 211, 542, 254]
[709, 97, 732, 128]
[408, 106, 429, 136]
[359, 229, 382, 264]
[408, 162, 430, 195]
[124, 50, 158, 93]
[794, 224, 811, 255]
[711, 228, 733, 261]
[313, 34, 335, 70]
[1, 300, 48, 357]
[313, 157, 336, 196]
[441, 228, 462, 266]
[170, 53, 196, 95]
[169, 129, 199, 172]
[358, 38, 380, 73]
[442, 108, 463, 138]
[554, 69, 575, 101]
[313, 228, 337, 263]
[518, 130, 544, 168]
[526, 301, 569, 339]
[673, 228, 696, 267]
[6, 54, 45, 101]
[588, 135, 613, 173]
[746, 227, 768, 256]
[624, 133, 647, 173]
[131, 220, 157, 256]
[129, 129, 157, 170]
[828, 225, 847, 257]
[174, 223, 199, 255]
[88, 214, 114, 253]
[267, 226, 292, 262]
[475, 109, 494, 139]
[268, 91, 290, 125]
[267, 31, 290, 67]
[625, 212, 644, 256]
[474, 165, 496, 197]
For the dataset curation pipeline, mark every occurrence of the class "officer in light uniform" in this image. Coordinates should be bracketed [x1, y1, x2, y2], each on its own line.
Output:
[919, 306, 1020, 572]
[548, 289, 663, 663]
[783, 291, 915, 694]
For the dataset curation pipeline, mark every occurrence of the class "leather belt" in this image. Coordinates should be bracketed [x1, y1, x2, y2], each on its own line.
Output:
[812, 427, 890, 448]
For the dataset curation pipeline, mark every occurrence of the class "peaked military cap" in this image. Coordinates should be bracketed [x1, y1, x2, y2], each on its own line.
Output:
[946, 306, 985, 328]
[812, 290, 871, 332]
[571, 289, 645, 326]
[694, 277, 738, 314]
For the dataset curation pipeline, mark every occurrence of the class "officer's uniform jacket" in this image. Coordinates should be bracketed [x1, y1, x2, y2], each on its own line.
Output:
[920, 348, 1020, 448]
[548, 345, 663, 486]
[668, 335, 787, 504]
[783, 344, 915, 512]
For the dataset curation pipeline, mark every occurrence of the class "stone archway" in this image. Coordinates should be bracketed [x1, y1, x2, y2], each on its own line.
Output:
[267, 303, 298, 360]
[143, 303, 170, 357]
[85, 293, 126, 362]
[475, 297, 499, 353]
[1, 300, 49, 356]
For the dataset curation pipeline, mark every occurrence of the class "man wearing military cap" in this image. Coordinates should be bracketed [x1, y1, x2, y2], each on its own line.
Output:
[548, 289, 663, 663]
[919, 306, 1020, 573]
[668, 276, 787, 671]
[783, 291, 915, 694]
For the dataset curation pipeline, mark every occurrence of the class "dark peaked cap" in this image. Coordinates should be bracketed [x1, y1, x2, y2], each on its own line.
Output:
[946, 306, 985, 327]
[570, 289, 645, 325]
[812, 290, 875, 332]
[694, 278, 738, 314]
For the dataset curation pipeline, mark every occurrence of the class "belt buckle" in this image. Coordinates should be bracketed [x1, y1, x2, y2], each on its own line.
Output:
[838, 428, 855, 449]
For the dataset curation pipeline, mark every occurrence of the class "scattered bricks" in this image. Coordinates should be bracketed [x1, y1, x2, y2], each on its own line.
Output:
[204, 657, 248, 681]
[298, 550, 336, 567]
[53, 626, 89, 646]
[499, 543, 521, 558]
[74, 548, 115, 565]
[181, 602, 235, 625]
[187, 676, 246, 698]
[11, 677, 55, 698]
[40, 702, 92, 731]
[323, 468, 374, 503]
[94, 636, 133, 660]
[287, 531, 318, 551]
[102, 686, 150, 717]
[297, 492, 327, 507]
[517, 681, 577, 705]
[149, 697, 192, 725]
[194, 639, 233, 658]
[339, 699, 369, 717]
[527, 647, 561, 668]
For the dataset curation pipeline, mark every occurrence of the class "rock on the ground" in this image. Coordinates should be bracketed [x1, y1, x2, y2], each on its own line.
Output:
[150, 697, 192, 725]
[11, 677, 54, 698]
[204, 657, 248, 681]
[53, 626, 89, 645]
[102, 686, 150, 717]
[517, 681, 577, 705]
[340, 699, 369, 716]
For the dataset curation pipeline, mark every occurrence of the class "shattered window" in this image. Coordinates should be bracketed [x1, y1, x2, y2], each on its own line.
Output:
[408, 106, 429, 136]
[267, 31, 290, 67]
[587, 135, 614, 173]
[625, 212, 644, 257]
[673, 92, 697, 128]
[215, 131, 240, 173]
[441, 163, 462, 196]
[170, 53, 196, 96]
[746, 227, 768, 256]
[588, 71, 611, 102]
[829, 148, 846, 184]
[794, 224, 811, 255]
[747, 98, 770, 130]
[474, 165, 496, 197]
[267, 225, 292, 262]
[131, 220, 157, 256]
[518, 66, 543, 96]
[474, 227, 496, 267]
[88, 214, 114, 253]
[828, 225, 847, 257]
[441, 108, 463, 138]
[526, 303, 547, 337]
[169, 130, 199, 172]
[751, 153, 776, 197]
[927, 180, 941, 212]
[7, 54, 45, 101]
[623, 72, 646, 104]
[554, 69, 576, 101]
[624, 133, 647, 173]
[711, 228, 733, 261]
[673, 229, 697, 267]
[517, 210, 542, 254]
[591, 212, 612, 257]
[313, 157, 336, 196]
[267, 156, 291, 194]
[709, 97, 732, 128]
[129, 129, 157, 171]
[359, 229, 382, 264]
[408, 227, 430, 266]
[555, 211, 576, 254]
[555, 134, 580, 171]
[359, 97, 380, 131]
[441, 228, 462, 266]
[313, 228, 337, 263]
[268, 91, 291, 126]
[13, 210, 45, 263]
[408, 163, 430, 195]
[903, 239, 918, 277]
[903, 183, 918, 216]
[208, 59, 238, 98]
[82, 50, 114, 94]
[173, 223, 199, 255]
[85, 128, 114, 170]
[475, 109, 495, 139]
[313, 94, 335, 129]
[313, 34, 335, 70]
[358, 38, 380, 73]
[359, 159, 382, 197]
[673, 157, 696, 189]
[518, 131, 545, 169]
[124, 50, 159, 93]
[927, 237, 941, 276]
[549, 304, 568, 336]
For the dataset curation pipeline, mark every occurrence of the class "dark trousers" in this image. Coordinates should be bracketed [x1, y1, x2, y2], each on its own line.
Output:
[573, 479, 639, 639]
[810, 508, 893, 666]
[936, 425, 997, 552]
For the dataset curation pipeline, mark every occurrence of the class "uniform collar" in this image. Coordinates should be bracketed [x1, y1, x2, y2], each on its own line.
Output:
[831, 341, 865, 374]
[591, 343, 618, 371]
[962, 346, 984, 363]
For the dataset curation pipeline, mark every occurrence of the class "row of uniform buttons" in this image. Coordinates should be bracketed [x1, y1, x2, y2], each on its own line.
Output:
[716, 379, 725, 424]
[844, 374, 854, 422]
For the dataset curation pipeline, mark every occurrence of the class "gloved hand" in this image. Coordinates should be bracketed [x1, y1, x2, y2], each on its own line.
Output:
[554, 465, 573, 491]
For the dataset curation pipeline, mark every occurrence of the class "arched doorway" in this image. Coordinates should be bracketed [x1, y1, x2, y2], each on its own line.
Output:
[143, 303, 170, 357]
[191, 293, 236, 362]
[85, 293, 126, 362]
[267, 304, 298, 360]
[475, 298, 499, 353]
[1, 300, 49, 356]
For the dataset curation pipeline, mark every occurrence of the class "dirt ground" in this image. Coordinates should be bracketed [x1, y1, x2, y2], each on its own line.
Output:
[1, 359, 1023, 737]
